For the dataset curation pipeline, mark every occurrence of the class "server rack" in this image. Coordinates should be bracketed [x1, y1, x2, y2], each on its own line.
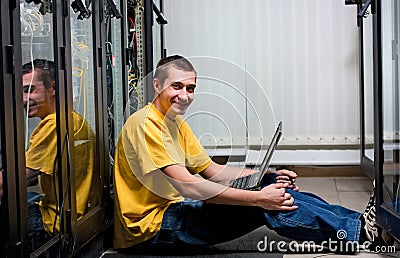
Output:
[0, 0, 165, 256]
[1, 0, 111, 256]
[0, 1, 26, 257]
[355, 0, 400, 241]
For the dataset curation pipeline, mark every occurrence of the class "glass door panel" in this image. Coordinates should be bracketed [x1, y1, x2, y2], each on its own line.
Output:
[69, 2, 100, 223]
[363, 5, 375, 162]
[21, 2, 54, 140]
[382, 0, 400, 217]
[1, 1, 26, 255]
[20, 1, 58, 254]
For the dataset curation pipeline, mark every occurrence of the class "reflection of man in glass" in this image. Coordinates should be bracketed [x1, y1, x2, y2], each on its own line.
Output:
[22, 59, 97, 243]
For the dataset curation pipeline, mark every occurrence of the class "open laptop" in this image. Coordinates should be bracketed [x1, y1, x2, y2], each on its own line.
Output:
[225, 121, 282, 190]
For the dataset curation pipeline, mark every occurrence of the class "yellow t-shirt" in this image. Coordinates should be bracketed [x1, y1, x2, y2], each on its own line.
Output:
[25, 112, 97, 234]
[113, 104, 211, 249]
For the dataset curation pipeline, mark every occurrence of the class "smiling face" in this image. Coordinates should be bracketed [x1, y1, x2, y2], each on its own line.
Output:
[153, 66, 196, 121]
[22, 71, 55, 119]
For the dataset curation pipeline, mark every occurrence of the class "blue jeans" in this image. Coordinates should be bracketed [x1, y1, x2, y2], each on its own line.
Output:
[147, 174, 362, 247]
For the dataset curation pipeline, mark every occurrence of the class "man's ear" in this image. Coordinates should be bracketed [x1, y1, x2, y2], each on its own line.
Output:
[153, 78, 162, 94]
[51, 81, 56, 97]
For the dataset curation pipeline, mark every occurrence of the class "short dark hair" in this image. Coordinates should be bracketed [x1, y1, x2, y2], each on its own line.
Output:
[154, 55, 196, 86]
[22, 59, 55, 90]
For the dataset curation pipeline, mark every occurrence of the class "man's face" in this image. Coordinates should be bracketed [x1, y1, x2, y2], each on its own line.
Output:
[22, 72, 55, 119]
[155, 67, 196, 119]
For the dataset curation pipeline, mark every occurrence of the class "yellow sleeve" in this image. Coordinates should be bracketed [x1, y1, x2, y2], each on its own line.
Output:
[130, 117, 184, 175]
[179, 120, 212, 174]
[25, 117, 57, 175]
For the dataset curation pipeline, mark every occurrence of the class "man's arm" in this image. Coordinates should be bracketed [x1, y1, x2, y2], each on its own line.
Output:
[200, 162, 299, 191]
[162, 164, 297, 211]
[0, 168, 42, 199]
[199, 161, 257, 183]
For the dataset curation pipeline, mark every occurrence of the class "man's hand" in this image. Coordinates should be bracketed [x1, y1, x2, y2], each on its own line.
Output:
[256, 182, 298, 211]
[26, 168, 40, 187]
[275, 169, 299, 191]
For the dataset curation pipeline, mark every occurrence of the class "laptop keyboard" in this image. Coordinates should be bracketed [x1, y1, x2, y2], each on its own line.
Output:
[230, 173, 260, 189]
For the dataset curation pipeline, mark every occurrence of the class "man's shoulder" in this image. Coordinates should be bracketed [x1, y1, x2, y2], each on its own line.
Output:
[125, 105, 163, 127]
[34, 113, 56, 130]
[42, 113, 57, 122]
[125, 106, 149, 124]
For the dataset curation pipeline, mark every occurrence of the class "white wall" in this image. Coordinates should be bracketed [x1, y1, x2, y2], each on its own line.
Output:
[163, 1, 360, 154]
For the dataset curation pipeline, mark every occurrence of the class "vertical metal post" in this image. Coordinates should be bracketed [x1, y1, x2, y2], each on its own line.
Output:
[144, 0, 154, 102]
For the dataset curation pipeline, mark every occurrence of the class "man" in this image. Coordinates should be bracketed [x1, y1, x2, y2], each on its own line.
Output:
[113, 55, 392, 253]
[22, 59, 97, 240]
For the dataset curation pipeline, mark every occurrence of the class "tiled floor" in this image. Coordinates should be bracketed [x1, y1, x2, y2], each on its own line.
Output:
[284, 177, 400, 258]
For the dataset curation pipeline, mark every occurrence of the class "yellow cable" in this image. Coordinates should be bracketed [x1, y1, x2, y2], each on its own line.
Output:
[129, 80, 144, 107]
[75, 61, 88, 136]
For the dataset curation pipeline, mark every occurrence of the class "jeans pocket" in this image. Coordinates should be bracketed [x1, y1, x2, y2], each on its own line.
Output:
[160, 202, 183, 230]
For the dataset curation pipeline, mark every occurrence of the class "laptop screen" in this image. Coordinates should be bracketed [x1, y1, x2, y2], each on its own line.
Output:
[256, 121, 282, 180]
